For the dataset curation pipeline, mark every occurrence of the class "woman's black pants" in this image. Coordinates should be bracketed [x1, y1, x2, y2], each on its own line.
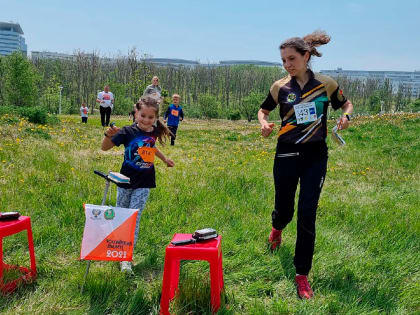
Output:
[272, 142, 328, 275]
[100, 106, 111, 127]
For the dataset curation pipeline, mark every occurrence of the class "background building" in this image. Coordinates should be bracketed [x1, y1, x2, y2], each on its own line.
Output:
[321, 68, 420, 98]
[31, 51, 73, 60]
[0, 22, 27, 56]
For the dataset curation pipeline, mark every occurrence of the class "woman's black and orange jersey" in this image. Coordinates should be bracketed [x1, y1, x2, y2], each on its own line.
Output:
[260, 70, 347, 144]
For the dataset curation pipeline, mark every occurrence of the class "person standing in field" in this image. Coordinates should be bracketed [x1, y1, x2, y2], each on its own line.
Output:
[164, 94, 184, 146]
[80, 103, 89, 123]
[102, 95, 174, 273]
[96, 85, 114, 127]
[143, 76, 163, 104]
[258, 30, 353, 299]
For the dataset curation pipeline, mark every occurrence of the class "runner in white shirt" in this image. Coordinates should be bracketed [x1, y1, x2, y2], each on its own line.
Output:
[96, 85, 114, 127]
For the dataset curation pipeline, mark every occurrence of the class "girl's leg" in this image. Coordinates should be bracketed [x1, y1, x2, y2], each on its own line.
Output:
[128, 188, 150, 248]
[294, 154, 328, 275]
[116, 187, 132, 208]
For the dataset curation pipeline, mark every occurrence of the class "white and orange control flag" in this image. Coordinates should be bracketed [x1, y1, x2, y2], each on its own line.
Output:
[80, 204, 139, 261]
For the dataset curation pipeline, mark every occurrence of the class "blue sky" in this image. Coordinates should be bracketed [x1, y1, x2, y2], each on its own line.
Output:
[1, 0, 419, 71]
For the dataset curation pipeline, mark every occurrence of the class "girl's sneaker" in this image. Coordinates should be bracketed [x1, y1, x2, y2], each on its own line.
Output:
[120, 261, 133, 274]
[268, 227, 282, 250]
[295, 275, 314, 299]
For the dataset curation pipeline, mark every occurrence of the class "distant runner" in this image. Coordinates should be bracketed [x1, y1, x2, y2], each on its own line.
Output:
[97, 85, 114, 127]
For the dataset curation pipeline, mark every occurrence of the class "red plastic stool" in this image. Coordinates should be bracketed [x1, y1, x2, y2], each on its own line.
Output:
[0, 216, 37, 294]
[160, 234, 224, 315]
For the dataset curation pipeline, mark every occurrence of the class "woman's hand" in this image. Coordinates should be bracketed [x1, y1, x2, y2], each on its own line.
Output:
[165, 158, 175, 167]
[337, 116, 350, 130]
[261, 123, 275, 137]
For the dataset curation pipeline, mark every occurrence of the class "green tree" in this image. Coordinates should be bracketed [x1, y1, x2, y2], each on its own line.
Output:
[4, 52, 40, 107]
[367, 91, 382, 113]
[198, 94, 220, 119]
[241, 91, 265, 122]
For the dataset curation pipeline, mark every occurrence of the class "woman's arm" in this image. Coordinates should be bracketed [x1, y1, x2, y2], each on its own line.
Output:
[337, 100, 354, 130]
[155, 147, 174, 167]
[258, 108, 275, 137]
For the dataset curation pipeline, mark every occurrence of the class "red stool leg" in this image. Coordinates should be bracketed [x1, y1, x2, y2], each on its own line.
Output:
[160, 252, 180, 315]
[218, 251, 224, 290]
[25, 221, 36, 279]
[209, 256, 221, 313]
[0, 237, 3, 286]
[169, 259, 180, 299]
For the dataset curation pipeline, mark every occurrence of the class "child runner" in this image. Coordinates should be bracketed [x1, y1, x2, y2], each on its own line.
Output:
[164, 94, 184, 146]
[80, 103, 89, 123]
[101, 95, 175, 273]
[258, 30, 353, 299]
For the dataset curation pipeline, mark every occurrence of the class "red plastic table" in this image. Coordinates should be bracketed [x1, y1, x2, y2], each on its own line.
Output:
[160, 234, 224, 315]
[0, 216, 37, 294]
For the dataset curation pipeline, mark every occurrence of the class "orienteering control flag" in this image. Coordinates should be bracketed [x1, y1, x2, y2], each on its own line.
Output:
[80, 204, 139, 261]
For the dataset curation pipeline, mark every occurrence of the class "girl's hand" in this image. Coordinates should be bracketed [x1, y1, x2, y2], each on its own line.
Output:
[261, 123, 275, 137]
[105, 126, 120, 137]
[165, 158, 175, 167]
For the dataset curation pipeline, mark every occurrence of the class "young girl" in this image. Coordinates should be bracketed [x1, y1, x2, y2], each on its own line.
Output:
[80, 103, 88, 123]
[101, 95, 174, 273]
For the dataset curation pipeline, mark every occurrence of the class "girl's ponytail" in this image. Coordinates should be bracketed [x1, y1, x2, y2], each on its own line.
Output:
[155, 118, 173, 145]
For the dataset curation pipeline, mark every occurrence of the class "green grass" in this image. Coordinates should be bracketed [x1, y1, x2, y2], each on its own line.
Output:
[0, 113, 419, 314]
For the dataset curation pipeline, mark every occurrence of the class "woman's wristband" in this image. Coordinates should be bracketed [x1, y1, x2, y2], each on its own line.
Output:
[343, 113, 351, 121]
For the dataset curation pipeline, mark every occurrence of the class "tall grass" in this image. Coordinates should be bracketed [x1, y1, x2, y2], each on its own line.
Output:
[0, 113, 419, 314]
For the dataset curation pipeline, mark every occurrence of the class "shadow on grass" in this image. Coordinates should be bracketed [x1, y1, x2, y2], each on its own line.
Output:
[169, 266, 234, 315]
[133, 249, 162, 279]
[277, 245, 295, 281]
[0, 281, 37, 312]
[83, 270, 160, 315]
[313, 268, 398, 313]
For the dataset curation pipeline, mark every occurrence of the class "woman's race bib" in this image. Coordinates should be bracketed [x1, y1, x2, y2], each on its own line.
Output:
[293, 102, 317, 124]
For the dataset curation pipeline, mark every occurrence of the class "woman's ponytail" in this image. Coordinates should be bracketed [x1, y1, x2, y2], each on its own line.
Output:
[280, 30, 330, 59]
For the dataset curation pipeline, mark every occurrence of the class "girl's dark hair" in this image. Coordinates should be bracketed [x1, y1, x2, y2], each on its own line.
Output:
[135, 96, 172, 145]
[279, 30, 330, 61]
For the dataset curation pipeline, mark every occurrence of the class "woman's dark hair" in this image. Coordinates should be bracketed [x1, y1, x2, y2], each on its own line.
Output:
[135, 96, 172, 145]
[279, 30, 331, 61]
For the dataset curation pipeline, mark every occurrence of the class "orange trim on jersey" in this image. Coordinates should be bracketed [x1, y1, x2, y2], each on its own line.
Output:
[278, 123, 297, 137]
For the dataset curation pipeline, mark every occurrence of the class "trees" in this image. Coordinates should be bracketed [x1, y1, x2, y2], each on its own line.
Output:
[241, 91, 265, 122]
[3, 52, 39, 107]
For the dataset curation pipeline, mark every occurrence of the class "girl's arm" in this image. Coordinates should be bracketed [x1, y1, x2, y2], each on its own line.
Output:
[258, 108, 275, 137]
[155, 147, 174, 167]
[101, 126, 120, 151]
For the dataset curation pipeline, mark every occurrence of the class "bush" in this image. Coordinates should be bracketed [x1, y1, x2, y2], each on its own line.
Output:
[227, 109, 241, 120]
[182, 103, 201, 118]
[407, 99, 420, 112]
[0, 105, 19, 116]
[18, 106, 48, 124]
[241, 91, 265, 122]
[198, 94, 220, 119]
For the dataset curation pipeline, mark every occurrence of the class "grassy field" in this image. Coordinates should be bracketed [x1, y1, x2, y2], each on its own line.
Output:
[0, 112, 419, 314]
